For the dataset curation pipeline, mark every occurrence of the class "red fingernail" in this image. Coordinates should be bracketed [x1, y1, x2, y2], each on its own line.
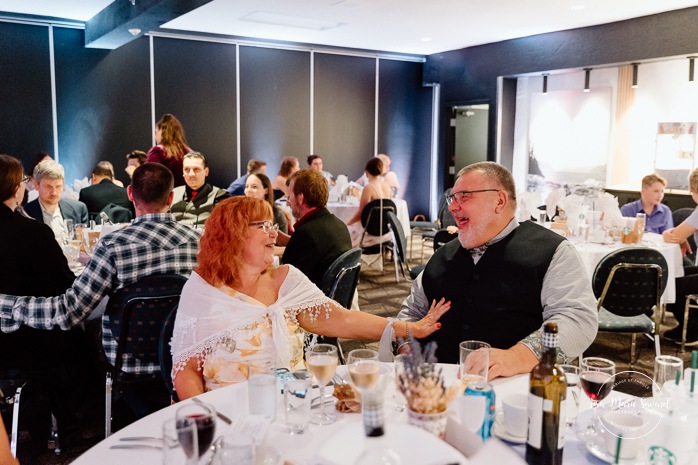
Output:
[436, 323, 442, 329]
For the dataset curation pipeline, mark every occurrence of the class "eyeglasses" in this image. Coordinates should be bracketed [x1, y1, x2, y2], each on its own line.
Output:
[21, 175, 30, 184]
[445, 189, 500, 205]
[249, 220, 280, 234]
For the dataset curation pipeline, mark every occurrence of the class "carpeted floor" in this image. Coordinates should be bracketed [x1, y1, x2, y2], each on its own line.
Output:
[20, 241, 696, 463]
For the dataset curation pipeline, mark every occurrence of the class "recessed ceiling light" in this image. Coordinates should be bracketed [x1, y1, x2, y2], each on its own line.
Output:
[240, 11, 343, 30]
[421, 37, 432, 42]
[571, 4, 585, 10]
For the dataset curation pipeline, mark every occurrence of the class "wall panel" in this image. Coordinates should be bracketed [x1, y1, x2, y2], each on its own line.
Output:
[153, 37, 236, 189]
[239, 46, 310, 177]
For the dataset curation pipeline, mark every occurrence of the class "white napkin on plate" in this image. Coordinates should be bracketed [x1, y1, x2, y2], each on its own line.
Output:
[329, 175, 349, 202]
[546, 188, 566, 220]
[518, 191, 542, 222]
[558, 194, 585, 232]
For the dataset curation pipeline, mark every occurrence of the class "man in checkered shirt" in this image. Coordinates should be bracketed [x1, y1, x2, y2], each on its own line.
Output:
[0, 163, 201, 377]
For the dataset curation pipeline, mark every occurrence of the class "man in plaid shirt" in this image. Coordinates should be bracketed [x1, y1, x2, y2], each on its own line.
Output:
[0, 163, 201, 376]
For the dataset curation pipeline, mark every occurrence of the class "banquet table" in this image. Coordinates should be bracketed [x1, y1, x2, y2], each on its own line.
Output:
[326, 198, 411, 238]
[70, 364, 672, 465]
[572, 232, 684, 304]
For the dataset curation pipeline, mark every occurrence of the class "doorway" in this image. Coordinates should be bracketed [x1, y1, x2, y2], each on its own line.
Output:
[445, 104, 489, 187]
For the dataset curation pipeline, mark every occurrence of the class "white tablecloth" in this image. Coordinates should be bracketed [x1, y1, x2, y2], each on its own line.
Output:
[71, 366, 668, 465]
[327, 198, 411, 238]
[572, 233, 684, 304]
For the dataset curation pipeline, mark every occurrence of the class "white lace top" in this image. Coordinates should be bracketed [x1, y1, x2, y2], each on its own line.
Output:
[171, 266, 332, 391]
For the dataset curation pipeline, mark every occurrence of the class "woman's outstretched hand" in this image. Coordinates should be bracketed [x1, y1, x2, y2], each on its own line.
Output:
[411, 298, 451, 338]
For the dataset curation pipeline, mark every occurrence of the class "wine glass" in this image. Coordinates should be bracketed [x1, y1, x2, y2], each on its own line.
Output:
[347, 349, 381, 393]
[306, 343, 338, 425]
[83, 230, 100, 257]
[579, 357, 615, 433]
[176, 402, 217, 463]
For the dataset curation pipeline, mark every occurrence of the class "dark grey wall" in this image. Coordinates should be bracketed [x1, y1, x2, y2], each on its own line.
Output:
[0, 23, 53, 172]
[425, 6, 698, 183]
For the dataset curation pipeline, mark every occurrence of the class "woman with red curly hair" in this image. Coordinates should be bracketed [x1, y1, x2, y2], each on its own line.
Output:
[171, 196, 450, 400]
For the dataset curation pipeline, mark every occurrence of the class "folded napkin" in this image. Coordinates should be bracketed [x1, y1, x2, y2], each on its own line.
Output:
[334, 383, 361, 413]
[595, 192, 625, 229]
[329, 175, 349, 202]
[546, 187, 566, 220]
[557, 194, 585, 232]
[518, 191, 542, 222]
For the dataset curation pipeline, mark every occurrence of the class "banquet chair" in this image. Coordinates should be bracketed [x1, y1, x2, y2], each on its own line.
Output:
[411, 189, 455, 263]
[386, 211, 411, 282]
[158, 305, 179, 403]
[359, 198, 397, 272]
[592, 247, 668, 366]
[318, 247, 362, 364]
[102, 274, 187, 436]
[408, 229, 458, 279]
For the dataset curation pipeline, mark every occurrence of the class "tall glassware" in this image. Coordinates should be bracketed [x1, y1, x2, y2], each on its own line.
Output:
[306, 344, 338, 425]
[579, 356, 616, 436]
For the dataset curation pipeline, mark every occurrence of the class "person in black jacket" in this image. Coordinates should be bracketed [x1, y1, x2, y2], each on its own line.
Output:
[278, 169, 351, 286]
[0, 155, 93, 455]
[79, 161, 134, 222]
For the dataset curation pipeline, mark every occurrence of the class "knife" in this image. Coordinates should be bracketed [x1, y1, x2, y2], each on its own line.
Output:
[191, 396, 233, 425]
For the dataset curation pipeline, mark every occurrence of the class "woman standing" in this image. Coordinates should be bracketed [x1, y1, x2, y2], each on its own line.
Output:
[244, 172, 289, 234]
[147, 114, 191, 187]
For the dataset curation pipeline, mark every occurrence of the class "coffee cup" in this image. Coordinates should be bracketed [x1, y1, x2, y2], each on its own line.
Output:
[600, 411, 645, 460]
[502, 393, 528, 438]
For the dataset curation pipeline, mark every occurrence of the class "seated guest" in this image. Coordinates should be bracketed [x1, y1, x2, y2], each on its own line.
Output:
[398, 162, 598, 378]
[245, 172, 289, 235]
[125, 150, 147, 179]
[271, 156, 299, 199]
[100, 161, 124, 187]
[147, 114, 192, 187]
[662, 168, 698, 345]
[24, 151, 52, 203]
[171, 196, 449, 399]
[620, 173, 673, 233]
[171, 152, 229, 227]
[79, 161, 133, 222]
[0, 155, 92, 448]
[0, 163, 201, 417]
[24, 159, 88, 240]
[346, 157, 393, 248]
[226, 159, 267, 196]
[277, 169, 352, 286]
[357, 154, 400, 195]
[307, 154, 335, 186]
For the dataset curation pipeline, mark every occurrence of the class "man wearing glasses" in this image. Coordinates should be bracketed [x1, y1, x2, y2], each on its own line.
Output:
[398, 162, 597, 379]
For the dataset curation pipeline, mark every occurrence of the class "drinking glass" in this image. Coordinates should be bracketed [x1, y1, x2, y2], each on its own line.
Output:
[579, 357, 615, 433]
[83, 230, 100, 257]
[560, 364, 581, 426]
[393, 353, 411, 412]
[163, 418, 198, 465]
[210, 432, 255, 465]
[248, 361, 277, 421]
[653, 355, 683, 398]
[176, 402, 216, 461]
[62, 219, 74, 245]
[306, 344, 338, 425]
[347, 349, 380, 392]
[459, 340, 490, 391]
[284, 370, 312, 434]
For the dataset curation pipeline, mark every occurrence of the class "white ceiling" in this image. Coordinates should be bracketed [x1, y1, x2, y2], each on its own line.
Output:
[0, 0, 696, 55]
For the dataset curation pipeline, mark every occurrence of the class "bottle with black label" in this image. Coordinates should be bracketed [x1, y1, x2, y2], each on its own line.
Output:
[354, 389, 401, 465]
[525, 322, 566, 465]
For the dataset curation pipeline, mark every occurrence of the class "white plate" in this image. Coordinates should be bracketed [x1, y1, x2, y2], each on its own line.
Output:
[312, 421, 467, 465]
[491, 412, 526, 444]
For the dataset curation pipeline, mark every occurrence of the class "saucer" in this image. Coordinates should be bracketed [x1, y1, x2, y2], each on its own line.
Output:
[575, 410, 646, 464]
[492, 412, 526, 444]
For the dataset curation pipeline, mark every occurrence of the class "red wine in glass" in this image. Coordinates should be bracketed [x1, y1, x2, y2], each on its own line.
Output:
[178, 414, 216, 458]
[580, 371, 613, 401]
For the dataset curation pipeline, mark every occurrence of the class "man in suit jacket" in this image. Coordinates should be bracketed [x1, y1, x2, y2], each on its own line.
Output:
[278, 169, 352, 286]
[23, 159, 88, 240]
[79, 161, 134, 222]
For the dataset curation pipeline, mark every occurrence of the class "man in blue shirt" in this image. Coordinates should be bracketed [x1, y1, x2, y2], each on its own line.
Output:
[620, 174, 674, 233]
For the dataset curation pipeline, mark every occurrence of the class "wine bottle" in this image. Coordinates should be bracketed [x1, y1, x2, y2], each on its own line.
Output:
[525, 322, 566, 465]
[354, 389, 401, 465]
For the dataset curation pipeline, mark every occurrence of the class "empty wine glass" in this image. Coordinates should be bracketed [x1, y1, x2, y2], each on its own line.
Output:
[306, 344, 338, 425]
